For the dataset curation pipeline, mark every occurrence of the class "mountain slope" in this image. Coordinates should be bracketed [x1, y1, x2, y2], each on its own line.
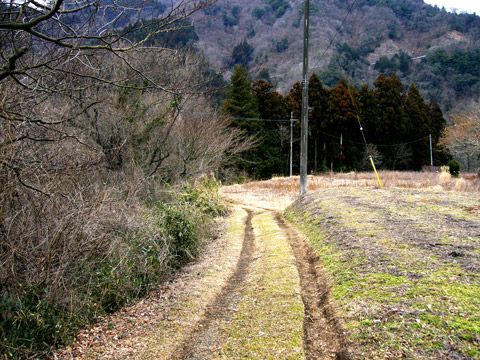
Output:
[185, 0, 480, 113]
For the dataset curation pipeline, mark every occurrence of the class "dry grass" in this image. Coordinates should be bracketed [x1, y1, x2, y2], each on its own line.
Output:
[222, 170, 480, 359]
[222, 171, 480, 208]
[56, 207, 247, 359]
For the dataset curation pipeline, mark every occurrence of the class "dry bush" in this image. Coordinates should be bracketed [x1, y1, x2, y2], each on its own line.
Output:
[440, 109, 480, 172]
[439, 169, 452, 183]
[0, 125, 156, 354]
[1, 0, 242, 355]
[0, 140, 226, 357]
[0, 48, 245, 357]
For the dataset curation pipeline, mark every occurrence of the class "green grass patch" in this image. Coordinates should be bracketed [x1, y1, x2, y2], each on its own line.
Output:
[285, 187, 480, 359]
[216, 212, 305, 359]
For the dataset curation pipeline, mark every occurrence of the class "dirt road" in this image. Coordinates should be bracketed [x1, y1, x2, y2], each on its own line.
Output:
[57, 189, 346, 359]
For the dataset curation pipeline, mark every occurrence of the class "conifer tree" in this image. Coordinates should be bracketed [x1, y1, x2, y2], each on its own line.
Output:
[309, 73, 330, 128]
[374, 73, 407, 142]
[328, 76, 362, 169]
[252, 79, 288, 178]
[285, 81, 302, 120]
[308, 74, 331, 172]
[374, 73, 410, 169]
[221, 65, 259, 120]
[253, 79, 287, 120]
[221, 65, 261, 177]
[357, 84, 380, 142]
[404, 83, 431, 169]
[285, 81, 303, 174]
[429, 101, 447, 144]
[429, 101, 450, 165]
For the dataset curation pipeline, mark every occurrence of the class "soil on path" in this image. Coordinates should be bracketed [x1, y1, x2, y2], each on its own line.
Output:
[275, 213, 348, 360]
[56, 188, 347, 359]
[171, 209, 256, 360]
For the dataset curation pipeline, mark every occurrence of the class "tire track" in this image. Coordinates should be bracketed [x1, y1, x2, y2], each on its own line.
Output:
[275, 213, 350, 360]
[172, 209, 256, 360]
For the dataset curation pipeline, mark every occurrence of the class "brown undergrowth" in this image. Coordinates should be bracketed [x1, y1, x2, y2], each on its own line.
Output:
[230, 170, 480, 194]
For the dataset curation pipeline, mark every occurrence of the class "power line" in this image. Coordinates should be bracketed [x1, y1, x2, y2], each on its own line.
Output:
[231, 117, 298, 123]
[313, 127, 430, 147]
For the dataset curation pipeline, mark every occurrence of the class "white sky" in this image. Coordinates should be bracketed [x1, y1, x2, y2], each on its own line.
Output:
[423, 0, 480, 14]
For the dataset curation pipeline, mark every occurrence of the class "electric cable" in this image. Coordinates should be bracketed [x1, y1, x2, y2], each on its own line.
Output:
[314, 128, 430, 147]
[231, 117, 298, 123]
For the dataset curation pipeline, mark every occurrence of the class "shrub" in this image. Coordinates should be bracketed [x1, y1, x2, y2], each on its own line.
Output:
[223, 15, 237, 27]
[154, 200, 201, 268]
[0, 284, 81, 358]
[252, 7, 265, 19]
[0, 174, 225, 358]
[152, 176, 226, 270]
[275, 38, 288, 53]
[448, 160, 461, 177]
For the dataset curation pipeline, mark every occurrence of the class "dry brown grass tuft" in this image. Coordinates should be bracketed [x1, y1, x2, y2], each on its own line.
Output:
[222, 171, 480, 209]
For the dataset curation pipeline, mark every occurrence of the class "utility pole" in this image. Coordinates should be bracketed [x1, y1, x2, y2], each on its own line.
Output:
[290, 112, 294, 177]
[299, 0, 310, 195]
[429, 134, 434, 166]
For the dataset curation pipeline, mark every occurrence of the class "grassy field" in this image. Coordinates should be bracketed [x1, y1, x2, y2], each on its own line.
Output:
[285, 185, 480, 359]
[232, 170, 480, 194]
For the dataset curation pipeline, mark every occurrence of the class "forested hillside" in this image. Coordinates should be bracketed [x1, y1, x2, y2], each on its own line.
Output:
[183, 0, 480, 114]
[107, 0, 479, 174]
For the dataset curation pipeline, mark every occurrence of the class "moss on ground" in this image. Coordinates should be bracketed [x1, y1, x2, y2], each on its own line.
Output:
[286, 187, 480, 359]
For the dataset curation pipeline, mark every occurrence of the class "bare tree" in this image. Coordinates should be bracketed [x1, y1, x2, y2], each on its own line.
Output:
[0, 0, 219, 193]
[0, 3, 257, 357]
[440, 110, 480, 171]
[170, 107, 254, 182]
[0, 0, 216, 86]
[0, 0, 218, 158]
[362, 144, 383, 170]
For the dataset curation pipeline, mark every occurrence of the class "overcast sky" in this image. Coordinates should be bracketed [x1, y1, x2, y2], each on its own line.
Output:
[423, 0, 479, 14]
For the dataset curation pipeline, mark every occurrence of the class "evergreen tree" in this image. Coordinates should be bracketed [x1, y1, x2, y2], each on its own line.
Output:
[252, 79, 288, 178]
[328, 76, 362, 170]
[285, 81, 302, 119]
[374, 73, 407, 142]
[221, 65, 261, 177]
[309, 73, 330, 129]
[357, 84, 380, 142]
[253, 79, 287, 120]
[429, 101, 450, 165]
[285, 81, 302, 174]
[230, 40, 254, 68]
[429, 101, 446, 144]
[357, 84, 381, 168]
[308, 73, 331, 172]
[221, 65, 258, 120]
[404, 83, 432, 169]
[374, 73, 410, 169]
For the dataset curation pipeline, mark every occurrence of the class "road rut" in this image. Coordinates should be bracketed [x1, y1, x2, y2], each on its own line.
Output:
[56, 201, 347, 359]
